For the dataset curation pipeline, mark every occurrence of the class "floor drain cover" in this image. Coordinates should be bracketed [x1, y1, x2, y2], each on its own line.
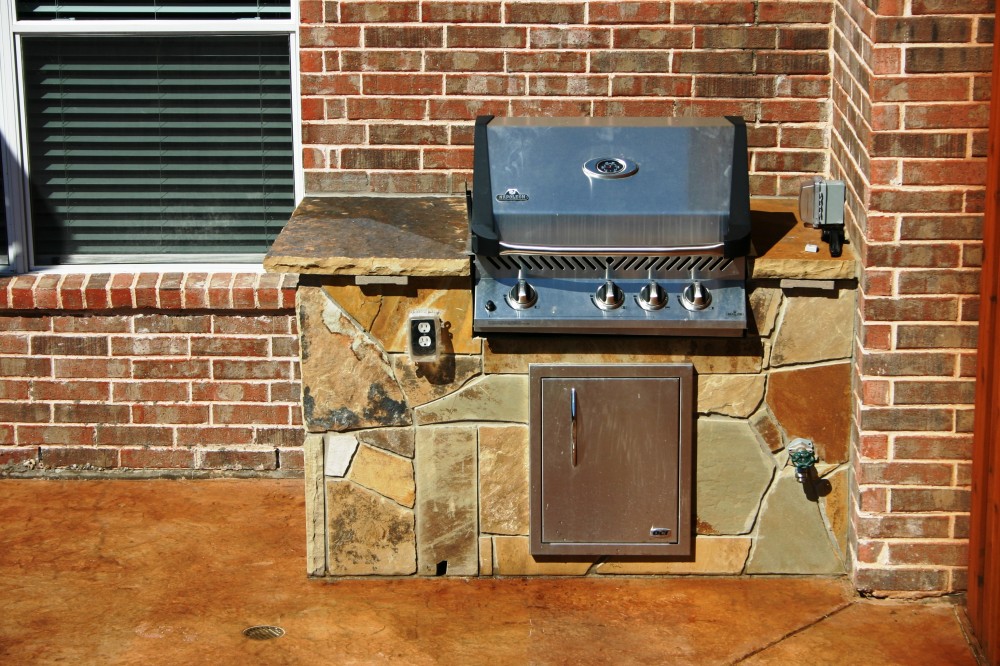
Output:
[243, 625, 285, 640]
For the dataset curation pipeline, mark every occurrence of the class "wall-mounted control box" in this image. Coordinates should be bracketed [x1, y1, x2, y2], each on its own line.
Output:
[800, 177, 845, 227]
[408, 311, 441, 363]
[799, 176, 847, 257]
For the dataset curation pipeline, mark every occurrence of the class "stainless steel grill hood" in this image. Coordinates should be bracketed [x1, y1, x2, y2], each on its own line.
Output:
[470, 116, 751, 257]
[468, 115, 752, 337]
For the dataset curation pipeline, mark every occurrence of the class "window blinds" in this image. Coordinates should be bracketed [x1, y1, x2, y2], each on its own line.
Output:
[16, 1, 291, 20]
[22, 35, 294, 263]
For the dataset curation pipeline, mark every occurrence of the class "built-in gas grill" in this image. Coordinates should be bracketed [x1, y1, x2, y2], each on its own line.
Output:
[469, 116, 752, 336]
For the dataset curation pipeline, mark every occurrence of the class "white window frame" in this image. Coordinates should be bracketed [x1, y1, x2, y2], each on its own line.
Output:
[0, 4, 303, 275]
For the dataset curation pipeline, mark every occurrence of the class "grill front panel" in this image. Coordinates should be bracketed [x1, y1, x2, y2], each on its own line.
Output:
[473, 255, 747, 336]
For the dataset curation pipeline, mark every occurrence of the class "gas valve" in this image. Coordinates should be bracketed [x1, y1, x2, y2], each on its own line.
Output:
[787, 438, 818, 483]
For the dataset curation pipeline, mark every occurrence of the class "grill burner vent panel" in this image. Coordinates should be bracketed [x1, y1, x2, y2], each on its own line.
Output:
[484, 254, 737, 278]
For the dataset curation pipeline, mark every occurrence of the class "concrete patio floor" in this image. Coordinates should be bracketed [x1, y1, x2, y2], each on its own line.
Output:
[0, 478, 978, 665]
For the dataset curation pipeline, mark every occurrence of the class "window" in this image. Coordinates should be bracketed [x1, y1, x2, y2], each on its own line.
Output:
[15, 1, 291, 20]
[1, 5, 18, 269]
[1, 174, 8, 268]
[0, 1, 299, 271]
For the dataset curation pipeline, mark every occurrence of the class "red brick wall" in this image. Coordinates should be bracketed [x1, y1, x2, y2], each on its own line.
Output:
[299, 0, 834, 196]
[832, 0, 992, 594]
[0, 273, 304, 474]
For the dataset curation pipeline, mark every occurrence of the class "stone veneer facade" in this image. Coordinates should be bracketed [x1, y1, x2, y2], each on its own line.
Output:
[298, 275, 855, 577]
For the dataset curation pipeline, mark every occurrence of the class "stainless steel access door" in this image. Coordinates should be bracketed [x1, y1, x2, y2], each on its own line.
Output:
[530, 364, 694, 557]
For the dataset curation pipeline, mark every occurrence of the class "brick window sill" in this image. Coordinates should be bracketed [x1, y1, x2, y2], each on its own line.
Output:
[0, 272, 298, 311]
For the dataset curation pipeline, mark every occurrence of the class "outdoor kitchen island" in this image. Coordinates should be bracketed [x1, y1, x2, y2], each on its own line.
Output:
[265, 196, 857, 579]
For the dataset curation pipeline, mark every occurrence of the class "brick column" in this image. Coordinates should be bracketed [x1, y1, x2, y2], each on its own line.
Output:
[833, 0, 992, 594]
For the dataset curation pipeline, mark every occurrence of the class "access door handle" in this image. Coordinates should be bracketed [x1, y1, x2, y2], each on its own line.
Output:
[570, 387, 578, 467]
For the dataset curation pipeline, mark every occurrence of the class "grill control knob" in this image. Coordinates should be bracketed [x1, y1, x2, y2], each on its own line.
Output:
[594, 280, 625, 310]
[507, 278, 537, 309]
[638, 281, 667, 311]
[680, 281, 712, 311]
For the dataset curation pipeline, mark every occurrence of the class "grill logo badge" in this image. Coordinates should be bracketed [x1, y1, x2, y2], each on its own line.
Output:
[496, 188, 529, 202]
[584, 157, 639, 179]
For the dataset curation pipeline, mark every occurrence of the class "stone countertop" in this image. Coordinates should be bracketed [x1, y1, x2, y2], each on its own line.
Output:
[748, 198, 855, 280]
[263, 196, 469, 277]
[264, 195, 855, 280]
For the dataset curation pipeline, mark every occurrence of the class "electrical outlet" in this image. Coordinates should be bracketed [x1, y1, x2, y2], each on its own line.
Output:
[408, 312, 440, 362]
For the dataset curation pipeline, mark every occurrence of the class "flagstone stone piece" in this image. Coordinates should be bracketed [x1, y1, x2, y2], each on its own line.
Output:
[326, 480, 416, 576]
[322, 278, 480, 354]
[304, 434, 326, 576]
[348, 444, 415, 508]
[696, 418, 776, 535]
[766, 362, 852, 464]
[596, 537, 751, 575]
[771, 289, 854, 367]
[698, 374, 766, 417]
[415, 425, 479, 576]
[479, 425, 530, 536]
[492, 536, 594, 576]
[356, 427, 415, 458]
[483, 336, 764, 375]
[390, 353, 482, 408]
[415, 375, 529, 425]
[752, 408, 786, 453]
[479, 536, 494, 576]
[298, 287, 409, 432]
[821, 467, 851, 561]
[749, 284, 782, 336]
[746, 471, 846, 575]
[324, 432, 358, 477]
